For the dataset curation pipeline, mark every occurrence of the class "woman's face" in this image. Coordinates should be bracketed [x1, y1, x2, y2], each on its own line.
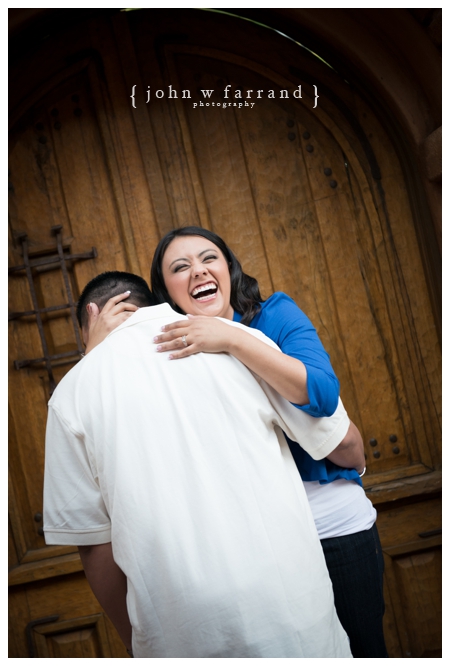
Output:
[161, 235, 233, 319]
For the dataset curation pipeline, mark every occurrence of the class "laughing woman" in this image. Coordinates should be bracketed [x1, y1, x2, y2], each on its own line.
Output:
[148, 226, 388, 659]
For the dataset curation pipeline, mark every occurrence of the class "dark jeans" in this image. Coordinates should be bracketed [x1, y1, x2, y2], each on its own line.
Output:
[320, 523, 389, 658]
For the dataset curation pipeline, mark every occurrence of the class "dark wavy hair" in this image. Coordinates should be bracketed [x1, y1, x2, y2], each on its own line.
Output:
[150, 226, 263, 325]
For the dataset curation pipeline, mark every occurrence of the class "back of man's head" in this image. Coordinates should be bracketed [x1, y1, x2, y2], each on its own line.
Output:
[76, 271, 156, 328]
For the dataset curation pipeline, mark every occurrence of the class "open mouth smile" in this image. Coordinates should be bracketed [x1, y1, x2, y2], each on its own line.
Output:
[191, 282, 218, 301]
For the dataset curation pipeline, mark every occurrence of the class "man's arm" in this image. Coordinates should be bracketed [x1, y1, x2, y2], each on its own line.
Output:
[326, 420, 365, 473]
[78, 543, 132, 651]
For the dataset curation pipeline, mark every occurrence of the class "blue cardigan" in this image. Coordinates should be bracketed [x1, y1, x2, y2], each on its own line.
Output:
[233, 292, 362, 486]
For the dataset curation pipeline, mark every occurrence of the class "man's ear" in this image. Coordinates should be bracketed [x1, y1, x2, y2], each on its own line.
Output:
[87, 302, 100, 319]
[82, 302, 100, 346]
[80, 303, 91, 346]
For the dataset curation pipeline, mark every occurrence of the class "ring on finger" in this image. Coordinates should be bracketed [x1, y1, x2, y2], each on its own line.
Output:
[181, 335, 188, 347]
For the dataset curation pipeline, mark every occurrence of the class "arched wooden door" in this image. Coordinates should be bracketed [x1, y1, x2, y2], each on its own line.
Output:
[9, 9, 441, 658]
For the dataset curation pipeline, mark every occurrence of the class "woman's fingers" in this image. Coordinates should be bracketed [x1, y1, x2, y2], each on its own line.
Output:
[159, 320, 190, 333]
[155, 335, 190, 353]
[154, 316, 231, 357]
[109, 292, 138, 314]
[153, 321, 189, 344]
[84, 292, 139, 354]
[168, 344, 198, 360]
[154, 322, 197, 355]
[87, 292, 137, 328]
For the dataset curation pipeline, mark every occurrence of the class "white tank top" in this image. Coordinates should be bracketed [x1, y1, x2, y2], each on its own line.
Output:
[303, 479, 377, 540]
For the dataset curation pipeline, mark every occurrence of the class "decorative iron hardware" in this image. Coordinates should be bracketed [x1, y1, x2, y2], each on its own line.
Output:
[289, 65, 382, 181]
[34, 511, 44, 535]
[9, 225, 97, 394]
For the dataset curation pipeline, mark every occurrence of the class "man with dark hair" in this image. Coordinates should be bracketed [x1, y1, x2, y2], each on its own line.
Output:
[76, 271, 156, 329]
[44, 271, 360, 658]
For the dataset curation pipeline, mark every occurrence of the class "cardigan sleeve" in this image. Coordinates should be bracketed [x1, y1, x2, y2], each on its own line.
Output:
[250, 293, 340, 417]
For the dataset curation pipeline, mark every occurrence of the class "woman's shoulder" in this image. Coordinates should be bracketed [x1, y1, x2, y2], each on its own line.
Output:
[259, 292, 309, 322]
[261, 291, 301, 310]
[254, 292, 313, 341]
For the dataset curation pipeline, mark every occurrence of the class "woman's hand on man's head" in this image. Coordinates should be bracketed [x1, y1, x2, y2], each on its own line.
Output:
[84, 292, 139, 354]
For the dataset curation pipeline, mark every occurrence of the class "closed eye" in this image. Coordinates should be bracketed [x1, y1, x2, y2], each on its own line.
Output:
[173, 263, 189, 273]
[172, 253, 218, 272]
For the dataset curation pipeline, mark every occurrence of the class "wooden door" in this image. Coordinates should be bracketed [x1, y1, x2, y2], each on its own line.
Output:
[9, 9, 441, 657]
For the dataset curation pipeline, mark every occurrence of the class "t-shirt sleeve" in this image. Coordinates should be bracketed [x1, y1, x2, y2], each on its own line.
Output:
[259, 382, 350, 460]
[256, 293, 340, 417]
[43, 405, 111, 546]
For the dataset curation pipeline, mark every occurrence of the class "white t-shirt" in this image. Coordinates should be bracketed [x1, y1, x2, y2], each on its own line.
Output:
[304, 480, 377, 539]
[44, 304, 352, 658]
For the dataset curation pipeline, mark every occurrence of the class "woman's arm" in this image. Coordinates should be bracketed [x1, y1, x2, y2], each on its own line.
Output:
[154, 315, 310, 406]
[154, 293, 339, 416]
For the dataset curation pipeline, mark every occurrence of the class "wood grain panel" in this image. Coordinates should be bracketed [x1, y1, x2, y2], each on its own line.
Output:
[33, 614, 111, 658]
[46, 78, 128, 274]
[128, 20, 204, 232]
[313, 192, 408, 472]
[9, 572, 129, 658]
[8, 585, 30, 658]
[235, 91, 322, 300]
[353, 95, 441, 466]
[174, 55, 273, 297]
[377, 498, 441, 658]
[108, 12, 175, 244]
